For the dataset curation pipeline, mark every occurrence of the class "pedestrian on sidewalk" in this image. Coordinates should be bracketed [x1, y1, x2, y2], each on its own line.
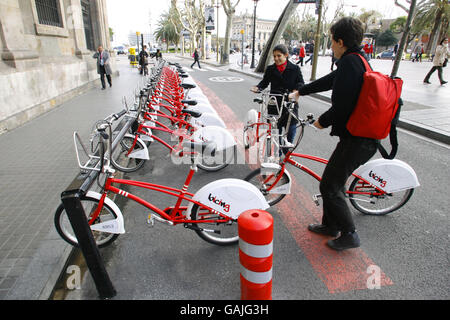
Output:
[296, 41, 306, 66]
[191, 48, 201, 69]
[305, 40, 314, 65]
[93, 45, 112, 90]
[155, 49, 162, 61]
[250, 44, 305, 154]
[423, 38, 449, 85]
[291, 17, 377, 251]
[139, 45, 149, 75]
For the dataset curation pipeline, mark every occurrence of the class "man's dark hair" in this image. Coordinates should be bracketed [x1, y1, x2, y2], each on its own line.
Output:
[330, 17, 364, 49]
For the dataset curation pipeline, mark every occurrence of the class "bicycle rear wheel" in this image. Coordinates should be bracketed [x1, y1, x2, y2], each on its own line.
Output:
[197, 145, 235, 172]
[54, 197, 119, 248]
[111, 135, 146, 172]
[244, 168, 289, 206]
[190, 204, 239, 245]
[348, 177, 414, 215]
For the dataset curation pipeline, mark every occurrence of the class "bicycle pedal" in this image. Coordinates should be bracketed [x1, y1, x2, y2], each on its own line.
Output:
[147, 214, 155, 227]
[312, 194, 322, 206]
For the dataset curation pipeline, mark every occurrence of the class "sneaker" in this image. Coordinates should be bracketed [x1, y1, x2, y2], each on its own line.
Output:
[423, 80, 431, 84]
[327, 231, 360, 251]
[307, 224, 340, 237]
[101, 87, 106, 90]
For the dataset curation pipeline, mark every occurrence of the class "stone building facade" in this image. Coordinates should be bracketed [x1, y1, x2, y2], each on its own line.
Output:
[0, 0, 115, 133]
[230, 14, 277, 52]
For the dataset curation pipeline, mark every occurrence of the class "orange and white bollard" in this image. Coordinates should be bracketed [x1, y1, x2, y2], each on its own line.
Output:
[238, 209, 273, 300]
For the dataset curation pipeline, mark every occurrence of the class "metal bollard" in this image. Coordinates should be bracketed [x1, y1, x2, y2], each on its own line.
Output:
[238, 209, 273, 300]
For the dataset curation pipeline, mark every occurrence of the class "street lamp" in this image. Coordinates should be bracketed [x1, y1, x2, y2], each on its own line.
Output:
[250, 0, 259, 69]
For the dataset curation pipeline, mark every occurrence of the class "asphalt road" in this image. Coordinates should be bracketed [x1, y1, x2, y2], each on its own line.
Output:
[72, 56, 449, 300]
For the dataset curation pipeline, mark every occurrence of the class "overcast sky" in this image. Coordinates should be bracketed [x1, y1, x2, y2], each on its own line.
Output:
[107, 0, 407, 45]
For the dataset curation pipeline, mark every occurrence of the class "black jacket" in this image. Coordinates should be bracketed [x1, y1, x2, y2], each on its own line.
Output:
[298, 47, 368, 137]
[257, 60, 305, 126]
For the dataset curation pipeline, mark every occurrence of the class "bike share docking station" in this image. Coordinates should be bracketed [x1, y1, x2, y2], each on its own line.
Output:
[59, 96, 141, 299]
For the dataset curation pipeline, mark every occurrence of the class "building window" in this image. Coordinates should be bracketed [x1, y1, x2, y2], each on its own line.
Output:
[81, 0, 95, 51]
[34, 0, 62, 27]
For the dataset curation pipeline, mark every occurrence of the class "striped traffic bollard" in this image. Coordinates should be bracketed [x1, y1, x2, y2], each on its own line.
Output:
[238, 209, 273, 300]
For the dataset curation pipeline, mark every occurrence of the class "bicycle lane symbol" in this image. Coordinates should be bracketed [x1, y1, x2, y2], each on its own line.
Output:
[208, 76, 244, 83]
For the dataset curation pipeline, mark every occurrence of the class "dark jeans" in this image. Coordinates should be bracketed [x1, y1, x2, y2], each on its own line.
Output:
[319, 135, 378, 233]
[424, 66, 444, 83]
[296, 57, 304, 66]
[191, 59, 201, 68]
[99, 65, 111, 88]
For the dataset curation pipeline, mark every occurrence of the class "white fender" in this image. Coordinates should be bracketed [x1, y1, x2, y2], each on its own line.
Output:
[260, 163, 292, 194]
[190, 112, 227, 128]
[245, 109, 258, 126]
[191, 125, 236, 151]
[85, 191, 125, 234]
[124, 133, 150, 159]
[190, 178, 270, 220]
[189, 103, 218, 116]
[353, 158, 420, 193]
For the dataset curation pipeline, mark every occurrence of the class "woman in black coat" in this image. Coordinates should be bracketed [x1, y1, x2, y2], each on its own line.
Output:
[251, 44, 305, 149]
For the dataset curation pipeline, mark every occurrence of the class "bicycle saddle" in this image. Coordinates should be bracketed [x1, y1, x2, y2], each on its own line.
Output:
[183, 141, 216, 156]
[181, 83, 196, 89]
[183, 109, 202, 118]
[180, 73, 189, 78]
[181, 99, 197, 106]
[253, 98, 263, 104]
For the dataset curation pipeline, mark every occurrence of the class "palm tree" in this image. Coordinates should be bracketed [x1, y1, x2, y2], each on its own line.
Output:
[154, 11, 180, 52]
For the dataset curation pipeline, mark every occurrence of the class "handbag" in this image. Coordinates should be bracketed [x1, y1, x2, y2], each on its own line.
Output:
[443, 58, 448, 68]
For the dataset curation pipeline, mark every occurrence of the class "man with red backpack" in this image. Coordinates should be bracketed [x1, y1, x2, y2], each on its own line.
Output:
[291, 17, 379, 251]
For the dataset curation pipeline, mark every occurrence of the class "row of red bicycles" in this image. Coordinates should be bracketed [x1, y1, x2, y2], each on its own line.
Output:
[55, 60, 269, 247]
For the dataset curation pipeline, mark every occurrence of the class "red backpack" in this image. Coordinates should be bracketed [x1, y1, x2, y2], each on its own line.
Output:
[346, 53, 403, 142]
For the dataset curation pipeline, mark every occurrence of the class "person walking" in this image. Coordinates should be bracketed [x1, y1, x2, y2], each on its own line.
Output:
[139, 45, 149, 75]
[304, 40, 314, 65]
[93, 45, 112, 90]
[291, 17, 378, 251]
[296, 41, 306, 66]
[424, 38, 449, 85]
[191, 48, 201, 69]
[251, 44, 305, 154]
[155, 49, 162, 61]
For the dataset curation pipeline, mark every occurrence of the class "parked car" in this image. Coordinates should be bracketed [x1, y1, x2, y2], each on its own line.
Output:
[376, 50, 395, 59]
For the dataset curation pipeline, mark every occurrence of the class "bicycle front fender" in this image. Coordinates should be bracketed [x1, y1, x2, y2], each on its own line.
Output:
[189, 178, 270, 220]
[86, 191, 125, 234]
[261, 163, 292, 195]
[125, 134, 150, 159]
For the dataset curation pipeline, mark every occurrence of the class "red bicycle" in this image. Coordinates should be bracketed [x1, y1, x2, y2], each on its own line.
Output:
[55, 115, 268, 247]
[244, 104, 420, 216]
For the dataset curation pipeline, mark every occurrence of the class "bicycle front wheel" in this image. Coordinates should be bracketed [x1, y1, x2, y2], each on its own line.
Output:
[54, 197, 119, 248]
[111, 135, 146, 172]
[244, 168, 289, 206]
[190, 204, 239, 245]
[348, 177, 414, 215]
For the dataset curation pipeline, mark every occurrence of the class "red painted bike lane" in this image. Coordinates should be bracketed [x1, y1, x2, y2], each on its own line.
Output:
[196, 78, 393, 294]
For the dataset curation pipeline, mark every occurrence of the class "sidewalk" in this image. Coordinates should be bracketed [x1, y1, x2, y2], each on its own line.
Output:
[0, 56, 143, 299]
[182, 53, 450, 144]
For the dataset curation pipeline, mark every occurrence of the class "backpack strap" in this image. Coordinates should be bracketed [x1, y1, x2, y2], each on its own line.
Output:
[377, 98, 402, 159]
[348, 52, 373, 72]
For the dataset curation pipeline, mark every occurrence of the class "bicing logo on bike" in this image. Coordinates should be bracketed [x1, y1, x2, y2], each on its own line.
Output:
[208, 193, 231, 212]
[369, 170, 387, 188]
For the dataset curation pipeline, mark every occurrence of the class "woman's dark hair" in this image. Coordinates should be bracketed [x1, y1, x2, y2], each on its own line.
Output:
[330, 17, 364, 49]
[273, 44, 289, 55]
[440, 38, 448, 45]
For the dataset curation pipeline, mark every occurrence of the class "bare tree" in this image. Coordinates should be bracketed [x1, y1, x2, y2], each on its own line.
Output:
[171, 0, 204, 56]
[221, 0, 241, 64]
[255, 0, 299, 73]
